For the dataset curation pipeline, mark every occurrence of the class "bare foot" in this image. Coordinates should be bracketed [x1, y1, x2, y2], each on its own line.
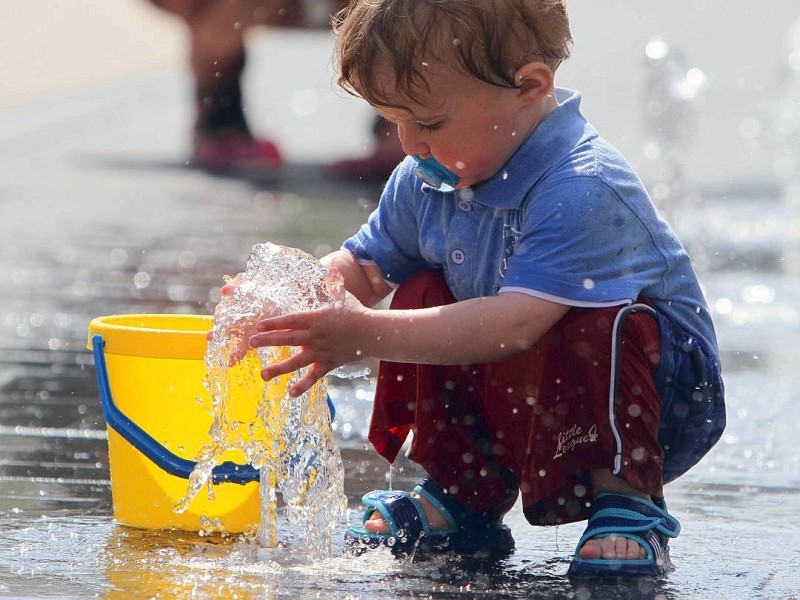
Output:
[578, 536, 646, 560]
[577, 469, 652, 561]
[363, 492, 449, 534]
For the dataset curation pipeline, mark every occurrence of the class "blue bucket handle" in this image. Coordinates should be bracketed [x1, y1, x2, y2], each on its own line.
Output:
[92, 334, 265, 485]
[91, 335, 336, 485]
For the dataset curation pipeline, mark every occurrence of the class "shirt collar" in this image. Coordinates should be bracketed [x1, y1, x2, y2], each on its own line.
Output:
[464, 88, 596, 209]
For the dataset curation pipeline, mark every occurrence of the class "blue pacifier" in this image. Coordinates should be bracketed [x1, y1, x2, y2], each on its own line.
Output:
[414, 156, 460, 192]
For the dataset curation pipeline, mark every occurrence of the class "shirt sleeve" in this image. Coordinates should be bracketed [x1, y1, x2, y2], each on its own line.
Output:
[342, 158, 437, 286]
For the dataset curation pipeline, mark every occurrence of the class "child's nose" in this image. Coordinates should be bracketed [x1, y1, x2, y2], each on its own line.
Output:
[397, 123, 429, 157]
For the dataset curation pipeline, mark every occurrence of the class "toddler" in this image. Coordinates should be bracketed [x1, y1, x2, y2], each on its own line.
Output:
[246, 0, 725, 578]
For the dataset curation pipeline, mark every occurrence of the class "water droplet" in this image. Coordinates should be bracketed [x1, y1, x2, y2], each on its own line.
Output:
[715, 297, 733, 314]
[739, 116, 762, 140]
[133, 271, 150, 289]
[645, 36, 670, 61]
[290, 89, 320, 117]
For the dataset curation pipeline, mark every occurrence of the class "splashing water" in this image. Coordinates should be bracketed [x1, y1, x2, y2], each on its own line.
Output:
[176, 243, 347, 560]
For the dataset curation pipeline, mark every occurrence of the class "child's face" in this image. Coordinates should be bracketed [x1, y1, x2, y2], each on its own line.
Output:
[375, 64, 539, 189]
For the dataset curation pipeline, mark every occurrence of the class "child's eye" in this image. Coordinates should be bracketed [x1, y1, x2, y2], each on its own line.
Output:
[418, 122, 441, 133]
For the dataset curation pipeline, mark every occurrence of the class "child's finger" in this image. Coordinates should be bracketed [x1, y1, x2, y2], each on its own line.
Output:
[260, 350, 309, 381]
[220, 273, 241, 296]
[288, 365, 328, 397]
[226, 339, 251, 367]
[255, 312, 306, 332]
[250, 329, 309, 349]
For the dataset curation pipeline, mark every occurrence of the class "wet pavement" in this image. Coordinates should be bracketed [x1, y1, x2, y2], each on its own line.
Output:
[2, 21, 800, 600]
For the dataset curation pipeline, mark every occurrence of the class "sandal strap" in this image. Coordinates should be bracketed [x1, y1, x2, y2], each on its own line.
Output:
[411, 478, 461, 532]
[414, 478, 514, 551]
[360, 490, 431, 539]
[580, 493, 681, 545]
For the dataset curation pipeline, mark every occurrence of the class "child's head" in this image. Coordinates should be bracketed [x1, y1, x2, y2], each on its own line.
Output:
[333, 0, 572, 189]
[334, 0, 571, 110]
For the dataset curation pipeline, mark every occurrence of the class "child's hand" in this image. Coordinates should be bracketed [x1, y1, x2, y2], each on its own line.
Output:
[207, 273, 280, 365]
[206, 277, 238, 340]
[249, 268, 368, 397]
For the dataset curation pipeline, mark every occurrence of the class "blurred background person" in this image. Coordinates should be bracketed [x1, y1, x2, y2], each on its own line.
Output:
[148, 0, 404, 181]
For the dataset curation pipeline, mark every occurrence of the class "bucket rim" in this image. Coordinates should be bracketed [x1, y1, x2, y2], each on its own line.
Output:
[87, 314, 212, 360]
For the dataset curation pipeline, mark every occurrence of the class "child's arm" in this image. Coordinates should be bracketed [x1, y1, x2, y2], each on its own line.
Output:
[321, 249, 393, 308]
[250, 258, 569, 397]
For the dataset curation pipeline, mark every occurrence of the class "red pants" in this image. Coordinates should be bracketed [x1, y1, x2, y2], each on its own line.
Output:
[368, 271, 664, 526]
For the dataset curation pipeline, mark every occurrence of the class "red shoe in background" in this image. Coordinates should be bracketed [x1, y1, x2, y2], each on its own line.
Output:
[192, 133, 284, 173]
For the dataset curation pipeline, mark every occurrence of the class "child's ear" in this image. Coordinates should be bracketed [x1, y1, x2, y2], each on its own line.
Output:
[514, 61, 554, 103]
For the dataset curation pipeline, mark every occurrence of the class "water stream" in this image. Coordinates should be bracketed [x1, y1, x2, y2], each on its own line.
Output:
[184, 243, 347, 559]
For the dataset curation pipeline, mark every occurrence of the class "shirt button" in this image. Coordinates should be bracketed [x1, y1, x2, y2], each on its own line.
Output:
[457, 200, 473, 212]
[451, 249, 466, 264]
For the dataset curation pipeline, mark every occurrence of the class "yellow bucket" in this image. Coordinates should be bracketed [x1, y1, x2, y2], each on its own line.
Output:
[87, 314, 261, 532]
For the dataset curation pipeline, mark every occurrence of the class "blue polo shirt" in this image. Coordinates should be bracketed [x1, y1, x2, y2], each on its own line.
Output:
[343, 88, 719, 357]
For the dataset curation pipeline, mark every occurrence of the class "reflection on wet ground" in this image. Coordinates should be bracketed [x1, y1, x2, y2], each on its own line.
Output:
[2, 75, 800, 599]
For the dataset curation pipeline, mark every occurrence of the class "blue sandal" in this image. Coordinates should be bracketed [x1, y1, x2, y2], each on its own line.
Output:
[344, 478, 515, 558]
[567, 493, 681, 578]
